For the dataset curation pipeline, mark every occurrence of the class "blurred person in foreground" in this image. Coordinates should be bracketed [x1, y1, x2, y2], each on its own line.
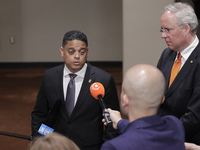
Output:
[157, 2, 200, 144]
[101, 64, 185, 150]
[31, 30, 120, 150]
[30, 132, 80, 150]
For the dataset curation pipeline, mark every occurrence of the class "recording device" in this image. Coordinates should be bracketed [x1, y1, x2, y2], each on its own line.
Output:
[90, 82, 112, 124]
[38, 99, 62, 135]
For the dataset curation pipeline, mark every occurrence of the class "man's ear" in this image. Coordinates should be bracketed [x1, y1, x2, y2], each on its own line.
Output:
[161, 95, 165, 104]
[86, 47, 89, 58]
[184, 24, 191, 35]
[60, 47, 64, 57]
[122, 94, 129, 107]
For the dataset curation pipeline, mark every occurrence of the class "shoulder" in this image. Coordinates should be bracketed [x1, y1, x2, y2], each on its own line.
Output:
[88, 63, 111, 76]
[117, 119, 129, 134]
[162, 115, 185, 144]
[87, 63, 113, 81]
[162, 115, 181, 124]
[101, 132, 139, 150]
[162, 115, 184, 131]
[157, 48, 176, 68]
[160, 48, 176, 58]
[43, 64, 64, 75]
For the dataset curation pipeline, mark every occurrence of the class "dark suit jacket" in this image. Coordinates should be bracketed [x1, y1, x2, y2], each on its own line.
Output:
[31, 63, 120, 150]
[157, 43, 200, 144]
[192, 0, 200, 19]
[101, 115, 185, 150]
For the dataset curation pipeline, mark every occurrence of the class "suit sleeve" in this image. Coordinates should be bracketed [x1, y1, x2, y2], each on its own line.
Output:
[101, 142, 116, 150]
[117, 119, 129, 134]
[31, 72, 50, 138]
[180, 63, 200, 141]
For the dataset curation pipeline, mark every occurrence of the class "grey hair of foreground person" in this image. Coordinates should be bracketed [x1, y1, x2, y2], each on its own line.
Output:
[30, 132, 80, 150]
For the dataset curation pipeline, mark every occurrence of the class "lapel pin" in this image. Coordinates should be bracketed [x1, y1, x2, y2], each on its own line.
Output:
[88, 79, 92, 83]
[190, 60, 193, 63]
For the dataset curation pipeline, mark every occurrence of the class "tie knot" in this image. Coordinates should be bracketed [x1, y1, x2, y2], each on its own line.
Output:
[177, 53, 182, 60]
[69, 73, 77, 79]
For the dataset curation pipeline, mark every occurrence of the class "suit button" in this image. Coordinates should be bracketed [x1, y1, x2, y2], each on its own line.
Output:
[67, 122, 71, 125]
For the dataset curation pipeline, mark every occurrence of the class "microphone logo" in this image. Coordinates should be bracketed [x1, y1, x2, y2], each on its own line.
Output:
[91, 83, 101, 90]
[38, 124, 54, 135]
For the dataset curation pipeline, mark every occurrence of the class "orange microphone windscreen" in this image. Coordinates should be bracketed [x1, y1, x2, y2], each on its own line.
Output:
[90, 82, 105, 100]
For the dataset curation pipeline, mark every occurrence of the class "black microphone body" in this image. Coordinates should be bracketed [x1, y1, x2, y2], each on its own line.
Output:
[97, 95, 112, 124]
[98, 95, 107, 110]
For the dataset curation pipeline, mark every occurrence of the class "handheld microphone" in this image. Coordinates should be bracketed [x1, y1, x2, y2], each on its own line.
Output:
[90, 82, 112, 124]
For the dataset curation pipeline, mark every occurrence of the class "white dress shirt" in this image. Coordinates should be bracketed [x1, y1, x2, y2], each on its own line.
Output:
[63, 63, 87, 106]
[177, 36, 199, 69]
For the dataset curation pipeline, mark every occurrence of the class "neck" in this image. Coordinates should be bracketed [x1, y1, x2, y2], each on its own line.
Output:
[188, 34, 196, 46]
[179, 34, 196, 52]
[129, 109, 157, 122]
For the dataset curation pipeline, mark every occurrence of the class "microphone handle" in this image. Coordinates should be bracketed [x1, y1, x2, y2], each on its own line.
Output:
[98, 95, 107, 110]
[97, 95, 112, 124]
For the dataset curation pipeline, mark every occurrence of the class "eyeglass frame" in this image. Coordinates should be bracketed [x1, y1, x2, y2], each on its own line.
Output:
[159, 25, 184, 36]
[160, 28, 173, 36]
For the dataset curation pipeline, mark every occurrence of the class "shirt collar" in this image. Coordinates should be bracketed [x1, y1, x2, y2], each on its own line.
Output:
[179, 36, 199, 60]
[64, 63, 87, 78]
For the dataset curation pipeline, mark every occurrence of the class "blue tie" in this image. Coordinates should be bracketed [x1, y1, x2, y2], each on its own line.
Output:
[66, 73, 77, 116]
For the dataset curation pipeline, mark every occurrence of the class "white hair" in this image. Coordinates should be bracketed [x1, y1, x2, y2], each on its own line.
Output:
[163, 2, 198, 35]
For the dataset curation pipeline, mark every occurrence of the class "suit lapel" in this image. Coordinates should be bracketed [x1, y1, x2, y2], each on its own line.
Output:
[164, 52, 176, 93]
[55, 64, 65, 101]
[54, 64, 70, 120]
[166, 44, 200, 98]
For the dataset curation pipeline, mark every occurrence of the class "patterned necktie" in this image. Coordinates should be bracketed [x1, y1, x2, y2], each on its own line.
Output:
[66, 73, 77, 116]
[168, 53, 182, 88]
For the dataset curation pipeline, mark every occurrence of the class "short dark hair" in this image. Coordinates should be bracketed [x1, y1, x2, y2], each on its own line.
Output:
[62, 30, 88, 47]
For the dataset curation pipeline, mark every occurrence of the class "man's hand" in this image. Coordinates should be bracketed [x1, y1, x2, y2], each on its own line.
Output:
[102, 108, 122, 129]
[185, 142, 200, 150]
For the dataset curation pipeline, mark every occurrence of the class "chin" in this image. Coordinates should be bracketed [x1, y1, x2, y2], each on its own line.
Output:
[168, 46, 174, 50]
[72, 67, 82, 73]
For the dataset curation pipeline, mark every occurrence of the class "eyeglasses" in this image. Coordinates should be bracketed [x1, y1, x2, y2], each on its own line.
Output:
[159, 28, 173, 36]
[160, 25, 183, 36]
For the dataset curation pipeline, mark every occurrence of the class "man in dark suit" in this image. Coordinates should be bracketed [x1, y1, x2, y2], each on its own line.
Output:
[31, 30, 120, 150]
[101, 64, 185, 150]
[157, 2, 200, 144]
